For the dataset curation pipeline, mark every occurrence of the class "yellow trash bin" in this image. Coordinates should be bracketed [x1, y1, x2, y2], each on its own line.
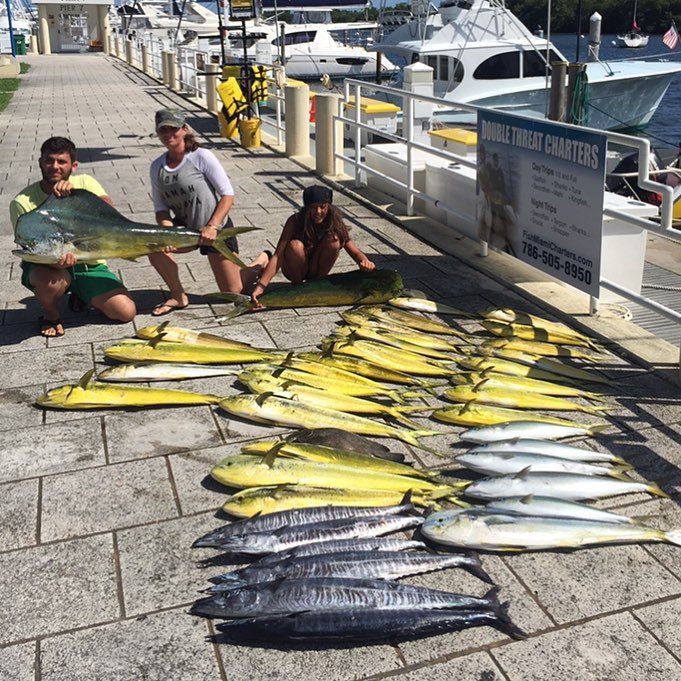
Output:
[239, 118, 261, 148]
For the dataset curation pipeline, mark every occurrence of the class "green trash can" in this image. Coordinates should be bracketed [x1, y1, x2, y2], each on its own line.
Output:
[14, 35, 27, 55]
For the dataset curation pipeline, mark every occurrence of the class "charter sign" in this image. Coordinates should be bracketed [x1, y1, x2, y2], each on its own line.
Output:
[476, 110, 606, 297]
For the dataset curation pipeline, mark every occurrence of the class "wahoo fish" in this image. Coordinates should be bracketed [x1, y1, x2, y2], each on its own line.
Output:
[216, 604, 527, 642]
[221, 485, 441, 517]
[442, 382, 610, 415]
[237, 372, 428, 426]
[210, 549, 491, 589]
[13, 189, 253, 267]
[468, 438, 626, 463]
[104, 339, 281, 365]
[35, 370, 222, 409]
[210, 453, 462, 496]
[459, 420, 613, 443]
[217, 269, 404, 319]
[193, 495, 418, 548]
[433, 402, 609, 430]
[97, 363, 240, 383]
[192, 578, 500, 619]
[454, 451, 631, 477]
[485, 496, 651, 525]
[463, 470, 668, 501]
[421, 507, 681, 552]
[450, 370, 607, 400]
[197, 514, 425, 555]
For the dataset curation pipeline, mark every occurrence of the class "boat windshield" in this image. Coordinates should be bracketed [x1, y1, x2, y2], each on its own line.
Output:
[474, 49, 561, 80]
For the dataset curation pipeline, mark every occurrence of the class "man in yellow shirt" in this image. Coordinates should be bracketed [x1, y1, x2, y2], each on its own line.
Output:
[10, 137, 136, 337]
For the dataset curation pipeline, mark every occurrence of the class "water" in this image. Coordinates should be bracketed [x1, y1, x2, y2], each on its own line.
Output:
[550, 33, 681, 150]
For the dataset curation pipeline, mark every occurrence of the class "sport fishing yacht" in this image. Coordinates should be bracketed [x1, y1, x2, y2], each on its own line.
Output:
[372, 0, 681, 130]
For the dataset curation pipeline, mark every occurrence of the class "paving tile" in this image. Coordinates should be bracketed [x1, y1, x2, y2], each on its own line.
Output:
[0, 642, 36, 681]
[0, 535, 118, 645]
[3, 344, 95, 389]
[635, 595, 681, 654]
[39, 609, 219, 681]
[40, 458, 178, 542]
[380, 651, 501, 680]
[0, 478, 38, 551]
[116, 513, 223, 617]
[0, 418, 106, 483]
[493, 612, 681, 681]
[0, 383, 44, 432]
[104, 405, 223, 463]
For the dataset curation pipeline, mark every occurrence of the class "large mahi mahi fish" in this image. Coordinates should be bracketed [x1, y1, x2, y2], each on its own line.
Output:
[13, 189, 256, 267]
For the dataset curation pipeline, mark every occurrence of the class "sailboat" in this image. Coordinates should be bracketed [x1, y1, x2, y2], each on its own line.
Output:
[617, 0, 649, 48]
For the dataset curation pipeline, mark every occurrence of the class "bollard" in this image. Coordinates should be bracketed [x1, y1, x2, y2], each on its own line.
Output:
[315, 93, 343, 176]
[548, 61, 567, 122]
[125, 38, 133, 65]
[168, 54, 179, 91]
[205, 63, 220, 114]
[284, 83, 310, 158]
[161, 51, 171, 87]
[587, 12, 602, 62]
[142, 44, 150, 75]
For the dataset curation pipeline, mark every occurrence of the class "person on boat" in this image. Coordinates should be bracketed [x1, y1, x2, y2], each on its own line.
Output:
[251, 185, 375, 306]
[9, 136, 136, 338]
[148, 108, 269, 316]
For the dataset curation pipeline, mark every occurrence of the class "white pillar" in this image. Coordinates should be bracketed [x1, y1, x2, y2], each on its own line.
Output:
[315, 93, 343, 176]
[97, 5, 110, 56]
[285, 83, 310, 158]
[402, 61, 434, 142]
[38, 5, 51, 55]
[205, 63, 220, 114]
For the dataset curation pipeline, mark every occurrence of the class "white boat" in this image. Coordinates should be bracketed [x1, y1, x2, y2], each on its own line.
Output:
[116, 0, 219, 35]
[617, 30, 649, 48]
[222, 20, 398, 80]
[372, 0, 681, 130]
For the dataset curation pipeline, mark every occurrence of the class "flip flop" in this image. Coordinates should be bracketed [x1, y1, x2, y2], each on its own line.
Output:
[39, 318, 65, 337]
[151, 301, 189, 317]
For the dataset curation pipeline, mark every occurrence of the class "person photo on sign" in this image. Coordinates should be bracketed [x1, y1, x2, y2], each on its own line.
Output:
[9, 136, 136, 338]
[148, 108, 269, 316]
[477, 148, 518, 255]
[251, 185, 375, 306]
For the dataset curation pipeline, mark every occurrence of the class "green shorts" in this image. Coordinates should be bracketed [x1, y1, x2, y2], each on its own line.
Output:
[21, 262, 126, 305]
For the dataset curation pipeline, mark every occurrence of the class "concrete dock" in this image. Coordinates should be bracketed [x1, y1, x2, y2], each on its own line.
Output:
[1, 53, 681, 681]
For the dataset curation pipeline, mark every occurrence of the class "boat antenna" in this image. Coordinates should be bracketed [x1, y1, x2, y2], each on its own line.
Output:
[575, 0, 583, 61]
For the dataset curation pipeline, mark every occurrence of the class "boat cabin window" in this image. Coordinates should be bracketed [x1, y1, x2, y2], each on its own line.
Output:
[425, 55, 463, 84]
[473, 52, 520, 79]
[274, 31, 316, 47]
[522, 50, 560, 77]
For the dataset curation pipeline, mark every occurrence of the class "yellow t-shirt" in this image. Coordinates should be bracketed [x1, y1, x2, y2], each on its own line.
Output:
[10, 174, 107, 232]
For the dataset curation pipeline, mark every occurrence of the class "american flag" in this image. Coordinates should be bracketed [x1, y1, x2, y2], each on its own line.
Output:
[663, 22, 679, 50]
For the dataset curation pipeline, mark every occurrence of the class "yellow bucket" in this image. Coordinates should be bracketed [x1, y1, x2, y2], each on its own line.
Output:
[239, 118, 261, 148]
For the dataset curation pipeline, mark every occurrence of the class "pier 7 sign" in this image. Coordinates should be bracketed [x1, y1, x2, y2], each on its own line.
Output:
[476, 110, 606, 297]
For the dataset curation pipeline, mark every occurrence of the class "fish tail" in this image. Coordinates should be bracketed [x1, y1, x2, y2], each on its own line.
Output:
[215, 301, 255, 321]
[647, 481, 671, 499]
[403, 432, 447, 458]
[664, 529, 681, 546]
[588, 423, 615, 436]
[389, 410, 423, 428]
[493, 600, 528, 640]
[212, 233, 247, 268]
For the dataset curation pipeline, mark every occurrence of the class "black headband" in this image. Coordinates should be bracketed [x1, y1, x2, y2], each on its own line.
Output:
[303, 185, 333, 206]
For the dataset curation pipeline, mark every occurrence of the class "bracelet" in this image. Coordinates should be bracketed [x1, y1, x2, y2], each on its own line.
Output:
[206, 223, 219, 230]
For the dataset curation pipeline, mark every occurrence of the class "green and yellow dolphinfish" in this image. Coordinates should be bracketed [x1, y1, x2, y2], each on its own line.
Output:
[104, 339, 282, 365]
[218, 393, 443, 451]
[354, 305, 467, 337]
[136, 322, 254, 349]
[433, 401, 609, 430]
[221, 485, 443, 517]
[36, 370, 222, 409]
[13, 190, 255, 268]
[217, 269, 404, 319]
[210, 453, 464, 496]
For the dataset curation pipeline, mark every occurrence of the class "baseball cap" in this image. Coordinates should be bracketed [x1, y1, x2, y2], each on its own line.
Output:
[155, 108, 186, 130]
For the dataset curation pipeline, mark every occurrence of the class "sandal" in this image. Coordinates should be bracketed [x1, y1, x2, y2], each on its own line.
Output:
[151, 301, 189, 317]
[68, 293, 87, 313]
[39, 318, 65, 338]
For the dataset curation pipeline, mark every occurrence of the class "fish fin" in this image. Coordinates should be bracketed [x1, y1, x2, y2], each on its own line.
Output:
[519, 494, 535, 505]
[607, 468, 635, 481]
[78, 369, 96, 389]
[472, 378, 490, 392]
[512, 466, 533, 481]
[212, 234, 247, 268]
[255, 392, 275, 407]
[215, 302, 254, 321]
[465, 551, 494, 584]
[588, 423, 615, 435]
[261, 444, 284, 467]
[493, 600, 528, 640]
